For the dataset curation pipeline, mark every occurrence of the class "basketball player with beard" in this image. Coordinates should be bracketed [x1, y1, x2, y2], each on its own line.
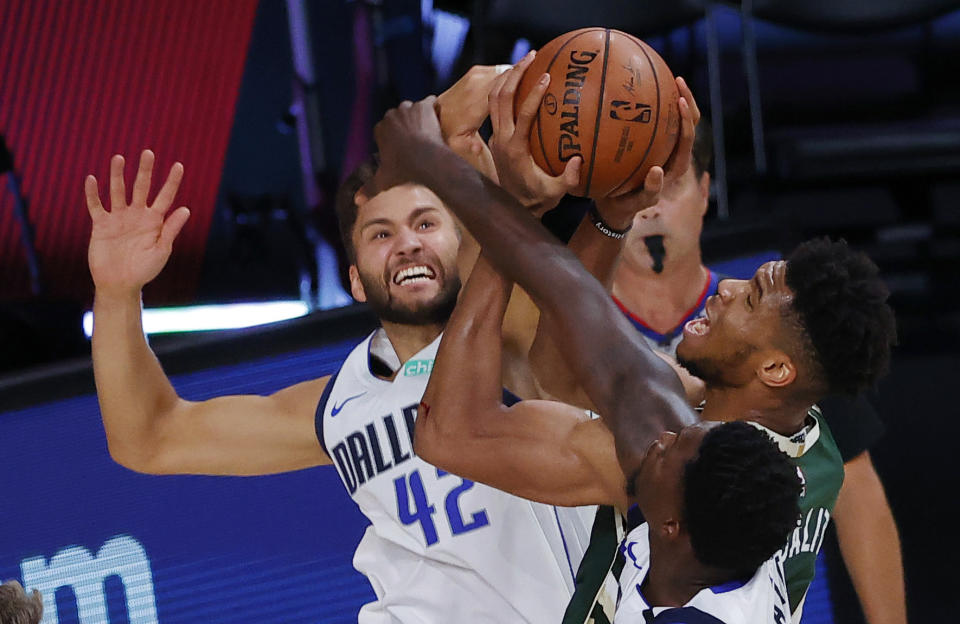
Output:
[479, 60, 905, 624]
[370, 95, 896, 623]
[538, 124, 905, 624]
[83, 62, 606, 622]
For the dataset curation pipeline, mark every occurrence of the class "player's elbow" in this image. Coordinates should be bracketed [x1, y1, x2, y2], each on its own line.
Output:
[102, 407, 182, 475]
[105, 438, 168, 474]
[413, 409, 446, 465]
[413, 424, 458, 475]
[413, 405, 477, 474]
[414, 437, 450, 472]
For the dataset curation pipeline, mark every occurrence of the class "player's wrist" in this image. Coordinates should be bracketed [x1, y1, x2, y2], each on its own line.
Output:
[588, 204, 633, 237]
[93, 284, 145, 306]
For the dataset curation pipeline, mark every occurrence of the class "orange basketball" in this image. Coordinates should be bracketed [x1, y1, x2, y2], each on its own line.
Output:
[515, 28, 680, 198]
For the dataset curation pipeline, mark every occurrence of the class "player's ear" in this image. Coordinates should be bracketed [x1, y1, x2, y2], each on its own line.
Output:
[697, 172, 710, 216]
[756, 351, 796, 388]
[348, 265, 367, 302]
[661, 519, 681, 541]
[354, 187, 370, 207]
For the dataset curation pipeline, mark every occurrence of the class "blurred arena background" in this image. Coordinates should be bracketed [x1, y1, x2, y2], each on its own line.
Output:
[1, 0, 957, 622]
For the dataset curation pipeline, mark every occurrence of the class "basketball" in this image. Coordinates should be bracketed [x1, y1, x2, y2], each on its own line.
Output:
[515, 28, 680, 198]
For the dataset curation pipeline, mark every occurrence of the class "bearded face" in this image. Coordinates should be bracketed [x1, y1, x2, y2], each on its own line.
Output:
[676, 262, 799, 392]
[348, 184, 463, 328]
[676, 343, 755, 389]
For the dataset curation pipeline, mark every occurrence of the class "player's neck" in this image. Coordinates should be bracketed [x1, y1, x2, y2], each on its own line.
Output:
[380, 320, 444, 367]
[612, 256, 707, 331]
[644, 541, 728, 607]
[701, 385, 810, 436]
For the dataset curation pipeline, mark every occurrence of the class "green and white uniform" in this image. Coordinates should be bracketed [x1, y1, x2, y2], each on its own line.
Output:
[562, 506, 625, 624]
[562, 406, 843, 624]
[753, 406, 844, 622]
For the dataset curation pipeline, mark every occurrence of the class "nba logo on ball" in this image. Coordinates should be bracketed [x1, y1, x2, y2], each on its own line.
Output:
[515, 28, 680, 198]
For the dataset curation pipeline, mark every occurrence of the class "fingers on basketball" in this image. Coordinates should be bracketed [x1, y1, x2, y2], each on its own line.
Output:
[513, 28, 679, 198]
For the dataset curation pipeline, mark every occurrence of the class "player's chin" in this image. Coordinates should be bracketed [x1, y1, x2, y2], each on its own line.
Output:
[388, 293, 456, 326]
[675, 334, 704, 362]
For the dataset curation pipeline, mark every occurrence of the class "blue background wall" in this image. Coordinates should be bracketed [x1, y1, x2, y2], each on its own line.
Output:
[1, 254, 844, 624]
[0, 339, 375, 623]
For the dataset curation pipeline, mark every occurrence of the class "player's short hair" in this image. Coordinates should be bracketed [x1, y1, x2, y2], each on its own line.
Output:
[785, 237, 897, 396]
[0, 580, 44, 624]
[334, 158, 377, 264]
[683, 422, 801, 578]
[691, 120, 712, 179]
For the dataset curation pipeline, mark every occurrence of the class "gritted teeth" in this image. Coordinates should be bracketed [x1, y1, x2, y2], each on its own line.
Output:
[685, 316, 711, 337]
[393, 264, 437, 285]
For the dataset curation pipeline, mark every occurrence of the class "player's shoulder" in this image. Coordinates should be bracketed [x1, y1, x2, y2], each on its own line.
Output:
[319, 330, 387, 394]
[801, 405, 844, 477]
[315, 331, 381, 401]
[807, 405, 839, 452]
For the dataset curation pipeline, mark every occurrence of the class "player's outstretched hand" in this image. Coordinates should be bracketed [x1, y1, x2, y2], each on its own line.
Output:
[489, 51, 581, 218]
[371, 96, 445, 194]
[86, 150, 190, 298]
[595, 76, 700, 226]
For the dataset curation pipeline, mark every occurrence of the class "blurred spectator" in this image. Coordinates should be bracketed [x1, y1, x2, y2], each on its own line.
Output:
[0, 581, 42, 624]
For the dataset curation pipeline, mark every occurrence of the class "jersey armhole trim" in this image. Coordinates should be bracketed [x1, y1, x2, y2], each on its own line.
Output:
[314, 369, 341, 456]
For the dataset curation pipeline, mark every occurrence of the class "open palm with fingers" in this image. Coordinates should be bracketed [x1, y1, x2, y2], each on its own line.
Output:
[86, 150, 191, 298]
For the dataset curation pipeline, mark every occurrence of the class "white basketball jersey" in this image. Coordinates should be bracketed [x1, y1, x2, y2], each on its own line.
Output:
[614, 524, 791, 624]
[318, 329, 596, 623]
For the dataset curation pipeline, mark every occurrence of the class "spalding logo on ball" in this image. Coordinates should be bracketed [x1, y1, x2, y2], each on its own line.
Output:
[515, 28, 680, 198]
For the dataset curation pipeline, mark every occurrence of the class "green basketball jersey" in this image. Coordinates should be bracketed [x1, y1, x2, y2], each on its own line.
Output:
[753, 406, 844, 617]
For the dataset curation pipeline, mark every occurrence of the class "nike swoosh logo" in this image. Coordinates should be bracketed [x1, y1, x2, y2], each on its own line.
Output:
[331, 392, 365, 417]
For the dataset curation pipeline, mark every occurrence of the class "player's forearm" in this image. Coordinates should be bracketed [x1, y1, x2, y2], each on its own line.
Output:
[606, 367, 694, 477]
[436, 254, 512, 407]
[91, 290, 181, 467]
[834, 454, 907, 624]
[567, 208, 628, 287]
[527, 215, 623, 406]
[842, 522, 907, 624]
[417, 255, 511, 458]
[528, 319, 594, 408]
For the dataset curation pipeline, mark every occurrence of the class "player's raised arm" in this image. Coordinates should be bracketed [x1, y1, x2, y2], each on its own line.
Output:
[87, 150, 330, 476]
[415, 253, 627, 509]
[524, 77, 702, 408]
[483, 60, 703, 409]
[373, 99, 695, 481]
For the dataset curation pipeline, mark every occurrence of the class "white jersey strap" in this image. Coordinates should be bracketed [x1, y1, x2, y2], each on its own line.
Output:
[747, 414, 820, 458]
